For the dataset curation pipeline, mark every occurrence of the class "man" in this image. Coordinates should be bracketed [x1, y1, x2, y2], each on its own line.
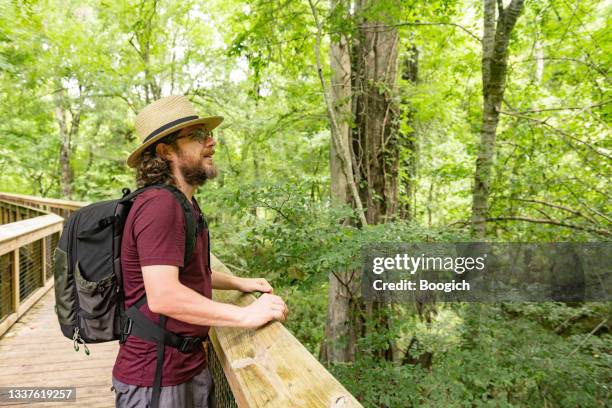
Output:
[112, 95, 288, 407]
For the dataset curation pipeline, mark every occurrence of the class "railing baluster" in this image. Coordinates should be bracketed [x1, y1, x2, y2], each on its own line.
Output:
[11, 249, 19, 313]
[40, 238, 47, 286]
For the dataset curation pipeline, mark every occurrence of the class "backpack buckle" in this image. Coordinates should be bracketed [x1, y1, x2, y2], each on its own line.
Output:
[178, 336, 202, 353]
[120, 318, 133, 343]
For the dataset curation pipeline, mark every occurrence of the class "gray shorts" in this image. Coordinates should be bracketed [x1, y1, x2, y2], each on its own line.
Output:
[112, 367, 213, 408]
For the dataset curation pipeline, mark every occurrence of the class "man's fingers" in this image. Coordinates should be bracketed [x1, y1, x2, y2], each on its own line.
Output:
[263, 294, 284, 305]
[258, 279, 273, 293]
[270, 305, 288, 321]
[275, 309, 286, 321]
[270, 305, 285, 313]
[255, 293, 288, 323]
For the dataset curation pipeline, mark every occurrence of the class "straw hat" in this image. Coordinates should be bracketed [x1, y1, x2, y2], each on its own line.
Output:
[127, 95, 223, 168]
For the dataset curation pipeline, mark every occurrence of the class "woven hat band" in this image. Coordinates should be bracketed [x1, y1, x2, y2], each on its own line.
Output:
[143, 115, 199, 143]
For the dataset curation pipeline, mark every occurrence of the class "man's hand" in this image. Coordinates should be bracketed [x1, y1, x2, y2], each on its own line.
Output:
[237, 277, 274, 294]
[241, 293, 289, 328]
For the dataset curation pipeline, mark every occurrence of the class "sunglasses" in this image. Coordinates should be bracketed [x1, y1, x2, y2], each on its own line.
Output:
[180, 128, 214, 144]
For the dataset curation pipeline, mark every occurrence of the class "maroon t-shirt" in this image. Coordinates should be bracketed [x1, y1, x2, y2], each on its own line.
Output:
[112, 188, 212, 386]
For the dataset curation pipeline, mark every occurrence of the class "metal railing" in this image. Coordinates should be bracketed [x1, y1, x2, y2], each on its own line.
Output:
[0, 192, 362, 408]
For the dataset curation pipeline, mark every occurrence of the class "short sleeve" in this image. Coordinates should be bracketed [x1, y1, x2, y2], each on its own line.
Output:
[131, 189, 186, 267]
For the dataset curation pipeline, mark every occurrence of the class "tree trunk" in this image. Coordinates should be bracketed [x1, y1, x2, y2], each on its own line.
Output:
[318, 0, 402, 363]
[54, 94, 74, 200]
[351, 0, 401, 361]
[471, 0, 525, 238]
[321, 0, 355, 364]
[399, 44, 419, 220]
[352, 0, 401, 225]
[467, 0, 525, 350]
[131, 0, 161, 103]
[534, 14, 544, 85]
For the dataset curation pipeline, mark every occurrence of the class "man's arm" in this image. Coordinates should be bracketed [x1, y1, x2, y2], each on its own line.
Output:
[211, 270, 273, 293]
[143, 265, 288, 329]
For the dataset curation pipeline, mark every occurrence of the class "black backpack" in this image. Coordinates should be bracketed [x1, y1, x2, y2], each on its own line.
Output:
[53, 183, 207, 407]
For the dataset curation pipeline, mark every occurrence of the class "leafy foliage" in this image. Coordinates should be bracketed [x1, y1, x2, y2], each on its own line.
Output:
[0, 0, 609, 406]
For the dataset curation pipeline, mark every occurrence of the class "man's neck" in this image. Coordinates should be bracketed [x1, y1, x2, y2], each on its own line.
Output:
[173, 174, 196, 201]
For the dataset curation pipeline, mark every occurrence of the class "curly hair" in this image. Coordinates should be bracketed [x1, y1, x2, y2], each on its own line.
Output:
[134, 130, 182, 188]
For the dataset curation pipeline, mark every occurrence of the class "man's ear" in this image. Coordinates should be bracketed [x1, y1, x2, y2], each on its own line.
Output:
[155, 143, 171, 160]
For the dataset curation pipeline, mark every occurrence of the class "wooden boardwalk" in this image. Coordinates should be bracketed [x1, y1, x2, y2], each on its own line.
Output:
[0, 288, 118, 407]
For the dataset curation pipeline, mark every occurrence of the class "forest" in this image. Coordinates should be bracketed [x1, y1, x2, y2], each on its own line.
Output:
[0, 0, 610, 406]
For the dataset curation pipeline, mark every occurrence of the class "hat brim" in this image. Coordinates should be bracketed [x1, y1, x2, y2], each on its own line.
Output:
[127, 116, 224, 168]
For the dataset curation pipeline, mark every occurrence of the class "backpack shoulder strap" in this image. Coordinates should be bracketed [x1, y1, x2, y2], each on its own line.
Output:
[191, 195, 208, 233]
[157, 184, 197, 266]
[120, 184, 197, 266]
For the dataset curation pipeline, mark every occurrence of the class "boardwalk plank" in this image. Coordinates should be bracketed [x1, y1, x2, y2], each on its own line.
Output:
[0, 289, 116, 407]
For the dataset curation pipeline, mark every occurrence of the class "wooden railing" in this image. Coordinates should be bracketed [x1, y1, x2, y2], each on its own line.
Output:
[0, 192, 362, 408]
[0, 192, 86, 219]
[0, 201, 63, 337]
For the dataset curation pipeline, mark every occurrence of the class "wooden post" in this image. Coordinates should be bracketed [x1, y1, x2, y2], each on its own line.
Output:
[40, 238, 47, 284]
[11, 249, 19, 312]
[0, 254, 11, 317]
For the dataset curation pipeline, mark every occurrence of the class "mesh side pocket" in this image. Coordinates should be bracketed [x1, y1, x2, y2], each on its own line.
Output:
[74, 262, 118, 342]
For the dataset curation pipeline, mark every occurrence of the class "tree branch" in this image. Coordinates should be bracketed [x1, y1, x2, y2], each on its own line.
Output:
[569, 318, 608, 356]
[486, 216, 612, 238]
[496, 0, 504, 18]
[510, 197, 601, 225]
[498, 109, 612, 160]
[359, 21, 481, 42]
[514, 56, 608, 76]
[509, 100, 611, 115]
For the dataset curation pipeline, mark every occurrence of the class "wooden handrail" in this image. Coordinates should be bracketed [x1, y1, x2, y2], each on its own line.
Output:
[0, 192, 87, 212]
[0, 214, 64, 256]
[211, 254, 361, 407]
[0, 192, 362, 407]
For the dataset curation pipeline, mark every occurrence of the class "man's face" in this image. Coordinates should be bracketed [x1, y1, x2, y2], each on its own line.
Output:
[171, 125, 218, 186]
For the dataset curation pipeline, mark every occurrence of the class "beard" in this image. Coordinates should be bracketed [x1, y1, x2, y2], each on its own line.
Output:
[177, 155, 218, 187]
